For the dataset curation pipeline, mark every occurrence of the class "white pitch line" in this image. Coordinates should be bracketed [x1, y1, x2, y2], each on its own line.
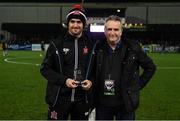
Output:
[4, 57, 40, 66]
[4, 57, 180, 69]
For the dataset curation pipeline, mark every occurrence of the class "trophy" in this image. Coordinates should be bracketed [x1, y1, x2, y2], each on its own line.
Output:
[74, 69, 83, 86]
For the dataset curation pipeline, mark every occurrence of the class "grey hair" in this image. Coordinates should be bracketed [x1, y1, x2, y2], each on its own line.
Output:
[105, 15, 123, 32]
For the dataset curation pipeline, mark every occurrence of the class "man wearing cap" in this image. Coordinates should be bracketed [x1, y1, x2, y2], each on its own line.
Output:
[40, 4, 96, 120]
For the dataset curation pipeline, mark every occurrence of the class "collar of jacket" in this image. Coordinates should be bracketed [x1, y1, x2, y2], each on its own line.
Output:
[101, 38, 123, 54]
[108, 40, 122, 53]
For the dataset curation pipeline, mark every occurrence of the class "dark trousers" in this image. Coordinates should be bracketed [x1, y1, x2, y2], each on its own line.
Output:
[48, 100, 90, 120]
[96, 105, 135, 120]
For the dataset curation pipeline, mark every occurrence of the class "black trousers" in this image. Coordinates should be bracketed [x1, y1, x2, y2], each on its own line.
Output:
[48, 100, 90, 120]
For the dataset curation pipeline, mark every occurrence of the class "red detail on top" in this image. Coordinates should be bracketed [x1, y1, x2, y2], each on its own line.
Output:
[83, 46, 88, 54]
[73, 4, 82, 10]
[51, 111, 57, 119]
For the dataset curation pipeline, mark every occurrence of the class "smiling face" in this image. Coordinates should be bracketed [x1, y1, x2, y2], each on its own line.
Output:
[104, 20, 123, 47]
[68, 18, 84, 38]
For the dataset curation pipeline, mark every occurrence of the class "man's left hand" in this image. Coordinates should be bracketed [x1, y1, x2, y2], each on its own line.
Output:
[81, 80, 92, 90]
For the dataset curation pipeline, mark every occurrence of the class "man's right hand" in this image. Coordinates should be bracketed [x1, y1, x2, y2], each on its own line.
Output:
[66, 78, 79, 88]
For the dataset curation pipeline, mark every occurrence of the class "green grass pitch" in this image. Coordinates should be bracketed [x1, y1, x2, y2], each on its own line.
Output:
[0, 50, 180, 119]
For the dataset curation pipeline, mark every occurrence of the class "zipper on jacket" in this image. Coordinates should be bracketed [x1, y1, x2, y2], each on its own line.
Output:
[51, 41, 63, 107]
[52, 86, 61, 107]
[85, 40, 99, 103]
[85, 40, 99, 79]
[71, 38, 78, 102]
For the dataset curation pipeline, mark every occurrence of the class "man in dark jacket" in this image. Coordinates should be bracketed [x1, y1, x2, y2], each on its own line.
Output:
[40, 4, 95, 120]
[94, 15, 156, 120]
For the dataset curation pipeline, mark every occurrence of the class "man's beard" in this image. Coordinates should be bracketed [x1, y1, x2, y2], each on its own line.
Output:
[69, 29, 82, 37]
